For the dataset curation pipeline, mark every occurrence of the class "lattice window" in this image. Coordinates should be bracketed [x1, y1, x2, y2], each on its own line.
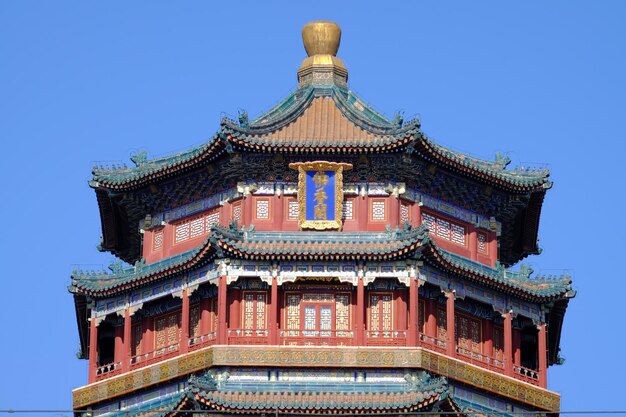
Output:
[131, 323, 142, 357]
[437, 307, 447, 341]
[153, 230, 163, 250]
[205, 210, 220, 228]
[422, 213, 436, 232]
[232, 203, 242, 223]
[371, 200, 386, 221]
[369, 293, 393, 334]
[400, 202, 410, 224]
[477, 232, 488, 254]
[242, 292, 267, 334]
[418, 300, 425, 334]
[189, 303, 201, 338]
[288, 201, 299, 220]
[174, 222, 190, 244]
[455, 314, 481, 354]
[451, 223, 466, 245]
[493, 326, 504, 361]
[190, 216, 205, 238]
[255, 200, 270, 220]
[286, 294, 301, 336]
[422, 212, 466, 246]
[155, 312, 181, 349]
[335, 294, 351, 336]
[342, 200, 353, 220]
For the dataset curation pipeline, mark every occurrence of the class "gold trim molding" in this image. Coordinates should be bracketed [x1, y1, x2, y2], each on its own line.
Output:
[73, 346, 560, 412]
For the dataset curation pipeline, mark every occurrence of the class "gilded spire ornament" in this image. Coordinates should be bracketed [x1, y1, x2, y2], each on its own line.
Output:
[297, 21, 348, 87]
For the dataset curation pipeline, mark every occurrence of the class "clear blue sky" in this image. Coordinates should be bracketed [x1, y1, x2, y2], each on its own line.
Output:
[1, 1, 624, 414]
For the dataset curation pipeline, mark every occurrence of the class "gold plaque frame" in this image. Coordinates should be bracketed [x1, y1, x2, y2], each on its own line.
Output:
[288, 161, 353, 231]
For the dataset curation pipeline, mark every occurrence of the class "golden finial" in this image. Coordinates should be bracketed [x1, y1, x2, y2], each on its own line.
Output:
[298, 20, 347, 87]
[302, 21, 341, 57]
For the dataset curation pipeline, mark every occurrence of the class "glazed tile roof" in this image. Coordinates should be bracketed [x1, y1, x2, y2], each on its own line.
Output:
[70, 224, 573, 302]
[69, 236, 215, 296]
[90, 85, 549, 192]
[422, 247, 574, 301]
[212, 223, 429, 261]
[171, 372, 449, 414]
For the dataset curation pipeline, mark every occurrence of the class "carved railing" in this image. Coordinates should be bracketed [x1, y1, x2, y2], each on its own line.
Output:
[455, 346, 505, 373]
[280, 329, 354, 346]
[95, 361, 123, 381]
[418, 333, 447, 354]
[130, 343, 180, 370]
[227, 328, 269, 345]
[514, 364, 540, 386]
[188, 332, 218, 351]
[365, 330, 407, 346]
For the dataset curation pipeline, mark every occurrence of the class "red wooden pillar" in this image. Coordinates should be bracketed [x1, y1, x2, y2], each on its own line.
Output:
[88, 318, 98, 383]
[538, 323, 548, 388]
[513, 328, 521, 366]
[407, 278, 419, 346]
[122, 309, 131, 372]
[469, 226, 478, 261]
[483, 318, 493, 358]
[358, 192, 368, 229]
[504, 311, 513, 376]
[217, 276, 228, 344]
[200, 298, 211, 336]
[269, 277, 279, 344]
[426, 299, 437, 339]
[356, 277, 365, 345]
[389, 194, 399, 227]
[445, 292, 455, 357]
[144, 316, 154, 353]
[180, 288, 190, 354]
[114, 325, 123, 365]
[244, 195, 254, 228]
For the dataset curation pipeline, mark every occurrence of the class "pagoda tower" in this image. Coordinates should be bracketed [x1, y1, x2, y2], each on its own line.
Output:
[70, 21, 574, 416]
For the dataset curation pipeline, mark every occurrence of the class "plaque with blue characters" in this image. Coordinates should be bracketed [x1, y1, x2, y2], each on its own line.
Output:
[288, 161, 353, 230]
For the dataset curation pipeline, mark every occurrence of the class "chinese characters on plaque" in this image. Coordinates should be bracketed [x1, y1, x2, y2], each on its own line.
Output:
[289, 161, 353, 230]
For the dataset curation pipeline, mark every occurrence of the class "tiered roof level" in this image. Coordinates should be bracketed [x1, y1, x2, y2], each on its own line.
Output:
[71, 21, 574, 417]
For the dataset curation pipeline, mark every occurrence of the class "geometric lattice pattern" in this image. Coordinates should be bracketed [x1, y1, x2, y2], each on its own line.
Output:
[493, 326, 504, 361]
[455, 314, 481, 353]
[288, 201, 299, 220]
[131, 323, 142, 357]
[155, 312, 181, 350]
[173, 209, 220, 244]
[371, 200, 386, 221]
[342, 200, 353, 220]
[423, 213, 466, 246]
[232, 203, 242, 223]
[400, 202, 410, 224]
[477, 232, 488, 254]
[369, 293, 393, 334]
[153, 230, 163, 250]
[243, 292, 267, 333]
[335, 294, 351, 336]
[189, 303, 201, 338]
[437, 307, 447, 342]
[255, 200, 270, 220]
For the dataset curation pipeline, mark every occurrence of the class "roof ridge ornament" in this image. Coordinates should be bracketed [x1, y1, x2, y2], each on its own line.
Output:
[298, 21, 348, 88]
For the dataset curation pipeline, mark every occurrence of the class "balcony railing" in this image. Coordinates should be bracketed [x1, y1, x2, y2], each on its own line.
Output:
[188, 332, 218, 351]
[456, 346, 505, 373]
[365, 330, 407, 346]
[514, 364, 540, 386]
[95, 361, 122, 381]
[280, 329, 354, 346]
[227, 328, 269, 345]
[130, 343, 180, 370]
[90, 329, 543, 389]
[418, 333, 447, 354]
